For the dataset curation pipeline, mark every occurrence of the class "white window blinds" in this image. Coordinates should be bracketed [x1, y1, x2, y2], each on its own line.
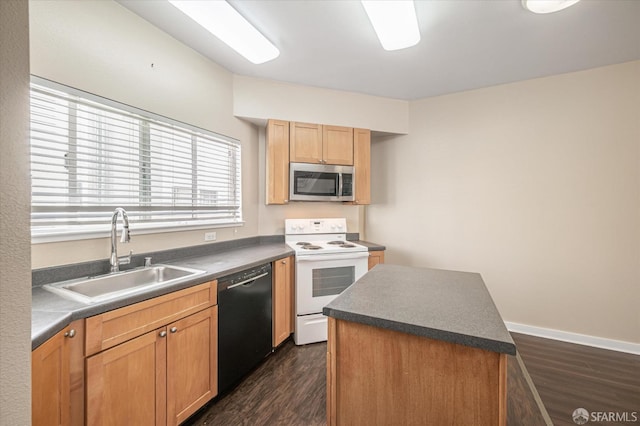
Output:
[30, 79, 242, 239]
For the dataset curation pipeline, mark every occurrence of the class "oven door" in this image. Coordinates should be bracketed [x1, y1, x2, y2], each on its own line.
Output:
[295, 252, 369, 315]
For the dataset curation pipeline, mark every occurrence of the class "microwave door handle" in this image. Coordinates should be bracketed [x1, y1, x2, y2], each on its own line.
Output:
[338, 173, 344, 198]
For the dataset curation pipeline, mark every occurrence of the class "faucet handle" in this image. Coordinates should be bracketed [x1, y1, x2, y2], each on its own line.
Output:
[144, 257, 152, 267]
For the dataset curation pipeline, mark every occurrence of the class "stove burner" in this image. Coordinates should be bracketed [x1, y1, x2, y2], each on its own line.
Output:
[296, 242, 312, 246]
[339, 243, 356, 248]
[302, 245, 322, 250]
[327, 241, 345, 245]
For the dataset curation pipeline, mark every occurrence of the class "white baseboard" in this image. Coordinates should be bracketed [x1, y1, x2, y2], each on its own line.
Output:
[505, 322, 640, 355]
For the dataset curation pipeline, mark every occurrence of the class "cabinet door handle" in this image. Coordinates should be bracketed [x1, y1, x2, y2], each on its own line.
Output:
[281, 260, 287, 264]
[170, 327, 178, 333]
[64, 329, 76, 338]
[159, 330, 167, 338]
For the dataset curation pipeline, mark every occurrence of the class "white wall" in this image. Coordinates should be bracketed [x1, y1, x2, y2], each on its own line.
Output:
[366, 61, 640, 344]
[29, 0, 261, 268]
[0, 1, 32, 423]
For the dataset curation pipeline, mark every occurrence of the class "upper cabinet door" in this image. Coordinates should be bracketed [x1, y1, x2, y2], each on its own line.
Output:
[352, 128, 371, 204]
[323, 125, 354, 166]
[266, 119, 290, 205]
[290, 122, 323, 164]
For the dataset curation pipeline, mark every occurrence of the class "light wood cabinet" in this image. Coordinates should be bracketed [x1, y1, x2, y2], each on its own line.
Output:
[290, 122, 353, 166]
[327, 318, 507, 425]
[85, 282, 218, 426]
[267, 120, 372, 205]
[273, 256, 294, 347]
[32, 320, 84, 426]
[85, 281, 216, 356]
[290, 121, 323, 164]
[166, 306, 218, 425]
[86, 327, 164, 426]
[351, 128, 371, 205]
[322, 125, 354, 165]
[368, 250, 385, 270]
[266, 119, 290, 205]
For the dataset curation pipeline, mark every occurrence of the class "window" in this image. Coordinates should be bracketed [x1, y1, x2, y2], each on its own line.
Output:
[29, 78, 242, 241]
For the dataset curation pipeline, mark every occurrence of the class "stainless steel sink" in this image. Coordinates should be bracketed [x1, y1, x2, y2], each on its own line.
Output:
[43, 264, 206, 303]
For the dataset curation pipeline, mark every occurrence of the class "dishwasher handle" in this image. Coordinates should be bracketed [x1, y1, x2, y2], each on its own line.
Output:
[224, 272, 270, 290]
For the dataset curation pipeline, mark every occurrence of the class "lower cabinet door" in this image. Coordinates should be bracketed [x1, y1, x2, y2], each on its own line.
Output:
[166, 306, 218, 426]
[86, 330, 167, 426]
[32, 328, 70, 426]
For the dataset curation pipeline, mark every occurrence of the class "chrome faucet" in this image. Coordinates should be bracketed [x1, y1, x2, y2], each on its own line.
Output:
[110, 207, 132, 273]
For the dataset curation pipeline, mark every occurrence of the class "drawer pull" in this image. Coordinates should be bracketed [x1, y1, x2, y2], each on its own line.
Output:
[64, 329, 76, 338]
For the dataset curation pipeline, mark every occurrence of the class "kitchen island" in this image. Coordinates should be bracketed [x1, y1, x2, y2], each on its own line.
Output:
[323, 264, 516, 426]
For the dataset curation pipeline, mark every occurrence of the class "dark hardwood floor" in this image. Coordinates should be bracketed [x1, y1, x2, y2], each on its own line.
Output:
[186, 334, 638, 426]
[511, 333, 640, 426]
[186, 340, 326, 426]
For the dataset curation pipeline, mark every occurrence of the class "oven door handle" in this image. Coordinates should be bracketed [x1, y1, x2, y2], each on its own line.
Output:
[295, 252, 370, 262]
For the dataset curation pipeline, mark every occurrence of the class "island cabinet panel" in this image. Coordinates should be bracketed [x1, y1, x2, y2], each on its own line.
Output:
[327, 317, 507, 426]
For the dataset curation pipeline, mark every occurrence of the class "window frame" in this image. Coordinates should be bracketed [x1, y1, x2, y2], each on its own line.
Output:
[30, 76, 244, 243]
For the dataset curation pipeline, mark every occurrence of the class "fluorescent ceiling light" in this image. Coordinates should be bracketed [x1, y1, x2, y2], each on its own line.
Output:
[361, 0, 420, 51]
[168, 0, 279, 64]
[522, 0, 581, 14]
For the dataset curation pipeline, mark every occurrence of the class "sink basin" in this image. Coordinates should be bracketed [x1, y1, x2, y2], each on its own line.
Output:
[43, 264, 206, 304]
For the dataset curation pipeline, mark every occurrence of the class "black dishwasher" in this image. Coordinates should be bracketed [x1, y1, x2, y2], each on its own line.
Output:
[217, 263, 272, 394]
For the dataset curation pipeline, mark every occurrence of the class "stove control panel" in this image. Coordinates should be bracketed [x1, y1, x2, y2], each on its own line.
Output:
[285, 218, 347, 235]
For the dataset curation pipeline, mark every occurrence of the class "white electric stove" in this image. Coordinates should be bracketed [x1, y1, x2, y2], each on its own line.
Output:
[285, 218, 369, 345]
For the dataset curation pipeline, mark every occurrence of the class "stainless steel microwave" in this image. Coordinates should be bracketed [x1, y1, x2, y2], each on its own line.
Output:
[289, 162, 354, 202]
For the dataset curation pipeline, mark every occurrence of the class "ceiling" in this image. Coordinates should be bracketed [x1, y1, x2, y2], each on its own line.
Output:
[118, 0, 640, 100]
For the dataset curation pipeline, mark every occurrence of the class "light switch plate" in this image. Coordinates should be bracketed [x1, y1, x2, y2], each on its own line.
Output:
[204, 232, 216, 241]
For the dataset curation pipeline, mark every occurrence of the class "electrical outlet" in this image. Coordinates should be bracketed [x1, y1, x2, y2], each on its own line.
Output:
[204, 232, 216, 241]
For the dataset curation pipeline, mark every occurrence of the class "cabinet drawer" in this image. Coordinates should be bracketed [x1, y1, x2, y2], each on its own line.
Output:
[86, 281, 216, 356]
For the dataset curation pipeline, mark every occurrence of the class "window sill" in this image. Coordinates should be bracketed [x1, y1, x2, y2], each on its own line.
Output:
[31, 221, 245, 244]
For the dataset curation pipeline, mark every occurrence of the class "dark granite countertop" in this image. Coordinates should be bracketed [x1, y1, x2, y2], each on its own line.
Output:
[32, 235, 385, 350]
[323, 264, 516, 355]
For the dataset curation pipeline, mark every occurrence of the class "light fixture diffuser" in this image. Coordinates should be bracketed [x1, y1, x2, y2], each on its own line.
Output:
[361, 0, 420, 51]
[522, 0, 581, 14]
[168, 0, 279, 64]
